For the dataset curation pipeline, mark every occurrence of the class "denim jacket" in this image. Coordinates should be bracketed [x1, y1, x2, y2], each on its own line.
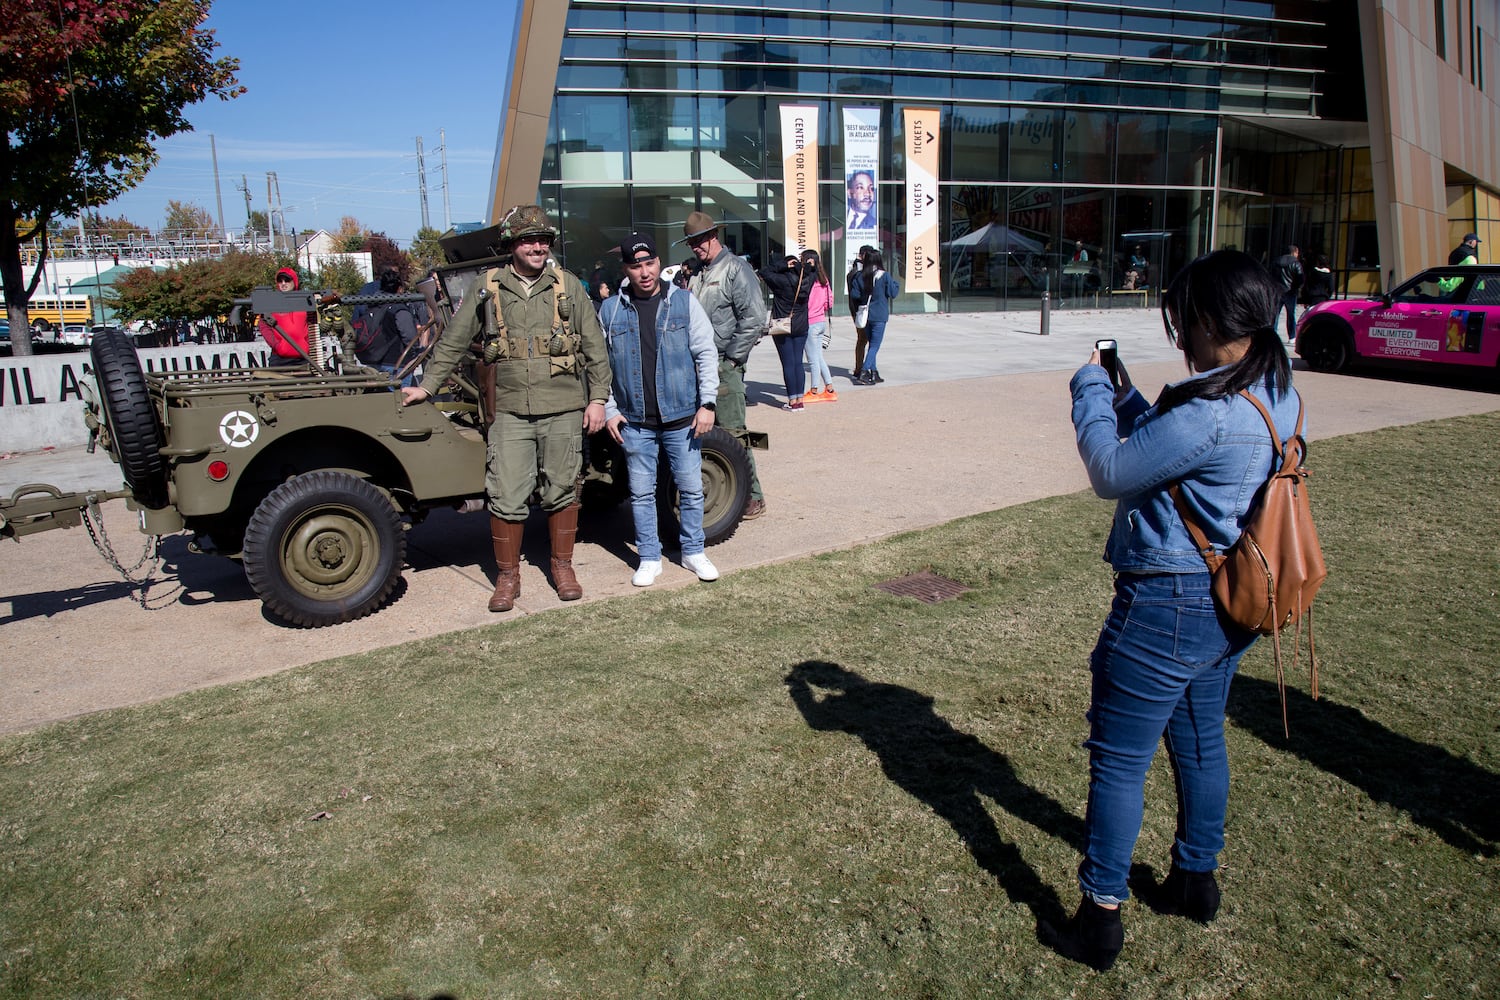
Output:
[1070, 363, 1304, 574]
[599, 284, 719, 424]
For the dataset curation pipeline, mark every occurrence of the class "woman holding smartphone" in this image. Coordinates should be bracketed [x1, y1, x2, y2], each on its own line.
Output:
[1051, 250, 1302, 970]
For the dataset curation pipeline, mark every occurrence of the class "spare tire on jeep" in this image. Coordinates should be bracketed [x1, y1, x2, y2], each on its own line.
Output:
[89, 330, 168, 509]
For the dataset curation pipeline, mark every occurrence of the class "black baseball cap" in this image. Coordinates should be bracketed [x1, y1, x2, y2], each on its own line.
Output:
[620, 233, 658, 264]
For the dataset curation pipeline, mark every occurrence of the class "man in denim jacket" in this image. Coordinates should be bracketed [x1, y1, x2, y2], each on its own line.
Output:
[599, 233, 721, 587]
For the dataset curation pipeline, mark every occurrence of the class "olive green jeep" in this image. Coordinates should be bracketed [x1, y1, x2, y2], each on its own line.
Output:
[1, 264, 758, 627]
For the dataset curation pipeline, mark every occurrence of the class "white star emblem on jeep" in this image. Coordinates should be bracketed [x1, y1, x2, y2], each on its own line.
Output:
[219, 410, 260, 448]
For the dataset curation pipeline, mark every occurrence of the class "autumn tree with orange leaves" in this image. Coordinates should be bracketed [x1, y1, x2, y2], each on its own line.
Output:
[1, 0, 241, 355]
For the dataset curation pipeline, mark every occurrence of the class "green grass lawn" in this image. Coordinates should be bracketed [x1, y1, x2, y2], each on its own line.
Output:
[3, 414, 1498, 999]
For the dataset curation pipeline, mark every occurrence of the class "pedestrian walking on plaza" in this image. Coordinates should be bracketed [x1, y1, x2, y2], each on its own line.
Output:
[760, 253, 812, 410]
[847, 244, 873, 381]
[849, 250, 899, 385]
[1300, 253, 1333, 316]
[682, 211, 770, 520]
[801, 249, 837, 402]
[599, 233, 721, 587]
[401, 205, 611, 610]
[1049, 249, 1302, 971]
[1272, 244, 1302, 340]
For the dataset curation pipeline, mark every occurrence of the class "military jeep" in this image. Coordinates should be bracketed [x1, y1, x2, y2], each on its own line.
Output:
[2, 263, 758, 627]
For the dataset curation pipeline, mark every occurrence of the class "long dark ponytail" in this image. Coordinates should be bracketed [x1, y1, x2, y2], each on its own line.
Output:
[1156, 250, 1292, 412]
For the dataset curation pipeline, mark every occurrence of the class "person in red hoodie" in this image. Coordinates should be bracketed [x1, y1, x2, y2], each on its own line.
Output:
[257, 267, 312, 367]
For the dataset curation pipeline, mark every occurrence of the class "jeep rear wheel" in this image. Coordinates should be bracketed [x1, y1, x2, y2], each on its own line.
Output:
[1298, 318, 1351, 373]
[657, 426, 753, 546]
[89, 330, 168, 508]
[242, 471, 405, 627]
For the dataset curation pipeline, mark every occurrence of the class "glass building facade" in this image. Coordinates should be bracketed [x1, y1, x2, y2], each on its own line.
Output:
[511, 1, 1396, 311]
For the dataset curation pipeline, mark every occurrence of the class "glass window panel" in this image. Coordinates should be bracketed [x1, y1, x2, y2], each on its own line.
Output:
[1115, 114, 1168, 185]
[763, 14, 829, 38]
[1063, 110, 1113, 184]
[627, 9, 693, 31]
[556, 63, 627, 90]
[898, 71, 951, 100]
[553, 95, 628, 183]
[1010, 109, 1060, 182]
[552, 187, 632, 274]
[1014, 2, 1065, 27]
[700, 184, 766, 261]
[834, 70, 892, 96]
[950, 106, 1005, 182]
[563, 36, 624, 60]
[628, 185, 701, 253]
[629, 94, 697, 157]
[1165, 117, 1217, 187]
[828, 15, 890, 43]
[695, 12, 761, 34]
[831, 44, 892, 69]
[1066, 31, 1121, 57]
[896, 18, 951, 45]
[626, 63, 695, 90]
[955, 51, 1006, 74]
[573, 8, 623, 30]
[953, 72, 1008, 101]
[625, 36, 694, 59]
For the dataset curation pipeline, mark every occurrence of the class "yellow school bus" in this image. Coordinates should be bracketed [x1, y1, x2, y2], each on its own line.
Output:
[0, 293, 95, 333]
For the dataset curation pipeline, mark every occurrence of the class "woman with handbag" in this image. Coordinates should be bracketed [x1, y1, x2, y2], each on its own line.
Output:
[1049, 250, 1302, 971]
[801, 250, 837, 402]
[849, 250, 899, 385]
[759, 254, 812, 411]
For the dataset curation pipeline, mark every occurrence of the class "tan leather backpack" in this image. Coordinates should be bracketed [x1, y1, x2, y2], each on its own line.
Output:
[1172, 391, 1327, 733]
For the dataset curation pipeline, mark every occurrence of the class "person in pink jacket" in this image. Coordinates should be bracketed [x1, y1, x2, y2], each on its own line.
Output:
[800, 250, 837, 402]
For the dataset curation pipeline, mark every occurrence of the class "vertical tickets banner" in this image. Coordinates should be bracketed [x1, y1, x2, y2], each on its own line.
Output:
[842, 107, 881, 280]
[904, 107, 941, 293]
[779, 104, 820, 255]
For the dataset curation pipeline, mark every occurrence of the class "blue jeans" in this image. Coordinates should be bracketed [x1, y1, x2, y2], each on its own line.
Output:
[864, 320, 887, 372]
[804, 322, 832, 385]
[1278, 292, 1298, 339]
[620, 422, 704, 560]
[1077, 572, 1256, 905]
[773, 333, 808, 399]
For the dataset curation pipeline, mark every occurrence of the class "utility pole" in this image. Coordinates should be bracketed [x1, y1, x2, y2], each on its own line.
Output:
[439, 128, 452, 231]
[265, 173, 275, 251]
[272, 172, 286, 251]
[238, 174, 254, 249]
[416, 137, 430, 231]
[211, 133, 227, 246]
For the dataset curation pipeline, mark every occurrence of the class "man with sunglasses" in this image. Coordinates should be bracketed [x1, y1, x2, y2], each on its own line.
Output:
[401, 205, 610, 610]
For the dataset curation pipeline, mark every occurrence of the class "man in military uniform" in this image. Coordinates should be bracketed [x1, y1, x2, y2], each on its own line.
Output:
[401, 206, 610, 610]
[680, 211, 769, 519]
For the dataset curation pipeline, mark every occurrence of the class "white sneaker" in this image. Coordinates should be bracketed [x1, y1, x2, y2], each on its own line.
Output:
[631, 559, 663, 587]
[683, 552, 720, 582]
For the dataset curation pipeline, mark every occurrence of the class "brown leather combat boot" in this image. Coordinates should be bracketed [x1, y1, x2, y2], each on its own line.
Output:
[548, 505, 583, 601]
[488, 516, 524, 612]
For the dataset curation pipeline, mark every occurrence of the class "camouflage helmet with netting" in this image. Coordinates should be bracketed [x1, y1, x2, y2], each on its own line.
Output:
[499, 204, 557, 244]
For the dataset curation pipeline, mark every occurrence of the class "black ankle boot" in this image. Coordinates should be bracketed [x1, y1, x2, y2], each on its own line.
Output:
[1160, 864, 1220, 923]
[1044, 898, 1124, 971]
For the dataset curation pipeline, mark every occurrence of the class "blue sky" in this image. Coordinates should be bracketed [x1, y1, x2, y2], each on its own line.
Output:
[99, 0, 522, 245]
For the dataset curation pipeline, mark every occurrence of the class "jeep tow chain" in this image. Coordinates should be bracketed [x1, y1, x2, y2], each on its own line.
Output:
[83, 495, 164, 606]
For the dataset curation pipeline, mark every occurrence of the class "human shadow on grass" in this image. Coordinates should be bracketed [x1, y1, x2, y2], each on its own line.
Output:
[1227, 674, 1498, 856]
[785, 661, 1084, 928]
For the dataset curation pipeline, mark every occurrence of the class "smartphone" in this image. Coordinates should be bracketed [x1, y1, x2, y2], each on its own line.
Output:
[1096, 339, 1119, 386]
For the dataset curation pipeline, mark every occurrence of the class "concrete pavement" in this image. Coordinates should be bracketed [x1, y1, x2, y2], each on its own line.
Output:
[4, 306, 1499, 734]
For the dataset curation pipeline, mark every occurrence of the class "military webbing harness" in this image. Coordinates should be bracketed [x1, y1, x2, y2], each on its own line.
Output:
[481, 262, 580, 375]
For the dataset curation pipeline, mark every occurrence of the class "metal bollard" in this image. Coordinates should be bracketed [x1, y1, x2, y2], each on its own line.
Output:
[1040, 290, 1050, 336]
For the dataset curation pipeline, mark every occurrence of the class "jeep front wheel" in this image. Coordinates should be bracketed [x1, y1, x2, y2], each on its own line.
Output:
[241, 471, 405, 627]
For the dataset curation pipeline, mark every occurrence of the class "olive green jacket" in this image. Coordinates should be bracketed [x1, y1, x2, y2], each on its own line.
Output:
[420, 264, 610, 417]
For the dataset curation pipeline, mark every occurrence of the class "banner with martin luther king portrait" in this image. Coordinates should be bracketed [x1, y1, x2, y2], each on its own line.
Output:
[842, 106, 880, 280]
